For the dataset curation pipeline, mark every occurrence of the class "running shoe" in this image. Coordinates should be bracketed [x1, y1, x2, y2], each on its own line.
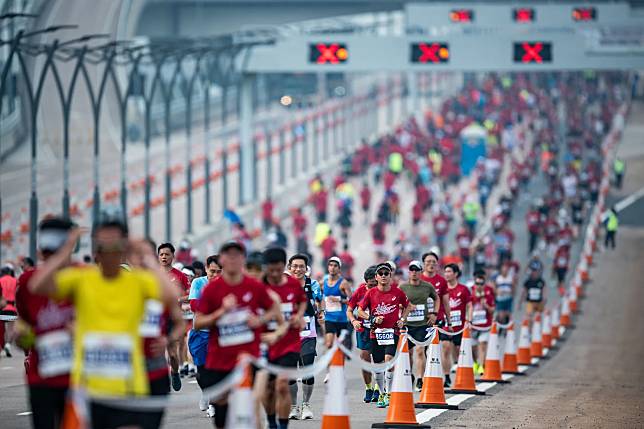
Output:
[415, 378, 423, 392]
[288, 405, 300, 420]
[199, 394, 208, 411]
[4, 344, 11, 358]
[473, 362, 480, 375]
[171, 372, 182, 391]
[207, 405, 216, 418]
[363, 388, 374, 403]
[301, 402, 313, 420]
[384, 393, 390, 407]
[180, 363, 190, 377]
[476, 364, 485, 376]
[371, 387, 380, 403]
[376, 393, 387, 408]
[443, 374, 451, 388]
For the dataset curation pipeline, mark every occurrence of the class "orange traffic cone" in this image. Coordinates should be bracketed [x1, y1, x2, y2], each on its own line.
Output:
[560, 295, 571, 328]
[579, 260, 589, 283]
[502, 322, 522, 375]
[569, 284, 579, 314]
[481, 323, 509, 383]
[447, 327, 484, 395]
[226, 362, 257, 429]
[416, 330, 458, 410]
[322, 348, 350, 429]
[372, 333, 430, 428]
[517, 319, 533, 366]
[61, 389, 88, 429]
[541, 310, 552, 351]
[550, 305, 561, 341]
[530, 313, 543, 360]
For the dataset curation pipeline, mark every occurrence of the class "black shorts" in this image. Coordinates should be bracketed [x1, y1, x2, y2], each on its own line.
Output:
[90, 402, 147, 429]
[268, 352, 300, 381]
[325, 321, 348, 336]
[371, 335, 399, 363]
[300, 337, 317, 357]
[439, 331, 463, 347]
[149, 374, 170, 396]
[406, 325, 431, 349]
[555, 268, 567, 282]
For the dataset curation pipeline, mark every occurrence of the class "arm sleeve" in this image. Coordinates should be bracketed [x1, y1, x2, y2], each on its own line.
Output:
[52, 267, 84, 301]
[188, 278, 204, 301]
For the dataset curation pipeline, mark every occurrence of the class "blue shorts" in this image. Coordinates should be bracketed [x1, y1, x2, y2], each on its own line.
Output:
[188, 329, 209, 367]
[496, 298, 513, 313]
[356, 328, 372, 351]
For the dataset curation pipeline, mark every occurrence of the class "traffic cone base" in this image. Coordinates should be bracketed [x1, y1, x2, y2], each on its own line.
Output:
[446, 388, 487, 395]
[415, 402, 459, 410]
[372, 423, 431, 428]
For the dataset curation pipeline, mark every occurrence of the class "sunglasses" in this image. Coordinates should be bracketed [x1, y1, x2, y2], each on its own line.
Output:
[475, 281, 485, 285]
[377, 270, 391, 276]
[409, 267, 422, 272]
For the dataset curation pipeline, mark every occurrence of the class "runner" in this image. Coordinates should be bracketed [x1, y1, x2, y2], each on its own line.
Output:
[552, 244, 570, 296]
[347, 265, 379, 403]
[522, 266, 547, 316]
[194, 240, 284, 429]
[188, 255, 222, 417]
[287, 254, 322, 420]
[470, 270, 495, 376]
[526, 203, 542, 254]
[262, 248, 307, 429]
[420, 252, 451, 335]
[321, 256, 352, 349]
[399, 260, 438, 392]
[493, 261, 515, 326]
[358, 262, 413, 408]
[14, 218, 75, 429]
[0, 264, 17, 357]
[29, 216, 185, 429]
[433, 210, 450, 255]
[157, 242, 191, 390]
[440, 263, 472, 388]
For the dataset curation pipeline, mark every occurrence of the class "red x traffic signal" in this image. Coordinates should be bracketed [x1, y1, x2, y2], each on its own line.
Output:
[513, 8, 535, 23]
[309, 43, 349, 64]
[410, 42, 450, 64]
[513, 42, 552, 64]
[572, 7, 597, 22]
[449, 9, 474, 23]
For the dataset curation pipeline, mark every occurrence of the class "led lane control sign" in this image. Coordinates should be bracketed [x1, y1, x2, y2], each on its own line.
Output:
[513, 42, 552, 64]
[572, 7, 597, 22]
[513, 8, 535, 23]
[410, 42, 450, 64]
[309, 43, 348, 64]
[449, 9, 474, 23]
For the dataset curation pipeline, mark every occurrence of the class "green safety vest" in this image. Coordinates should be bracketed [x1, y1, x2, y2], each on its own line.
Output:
[463, 202, 479, 221]
[614, 159, 625, 174]
[607, 213, 618, 232]
[389, 153, 403, 173]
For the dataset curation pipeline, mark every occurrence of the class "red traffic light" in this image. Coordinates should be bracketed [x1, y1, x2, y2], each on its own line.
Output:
[309, 43, 348, 64]
[572, 7, 596, 21]
[513, 42, 552, 64]
[449, 9, 474, 23]
[411, 42, 450, 64]
[513, 8, 535, 23]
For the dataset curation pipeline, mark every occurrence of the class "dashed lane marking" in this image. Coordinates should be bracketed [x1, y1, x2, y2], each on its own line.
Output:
[17, 412, 32, 416]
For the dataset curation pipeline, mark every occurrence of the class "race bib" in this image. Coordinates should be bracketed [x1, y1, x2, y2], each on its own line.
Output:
[436, 221, 447, 232]
[268, 303, 294, 331]
[36, 330, 72, 378]
[472, 310, 487, 325]
[426, 298, 435, 313]
[325, 296, 342, 313]
[217, 309, 254, 347]
[361, 309, 371, 329]
[139, 300, 163, 338]
[181, 302, 194, 320]
[83, 333, 133, 379]
[557, 257, 568, 267]
[497, 285, 512, 299]
[374, 328, 395, 345]
[528, 288, 542, 301]
[407, 304, 425, 323]
[450, 310, 462, 327]
[300, 316, 315, 338]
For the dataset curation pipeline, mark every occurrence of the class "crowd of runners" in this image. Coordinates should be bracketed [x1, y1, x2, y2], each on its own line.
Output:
[0, 71, 630, 429]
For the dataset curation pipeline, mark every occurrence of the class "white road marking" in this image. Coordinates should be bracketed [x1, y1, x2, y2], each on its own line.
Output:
[2, 366, 13, 370]
[518, 365, 529, 373]
[476, 382, 496, 392]
[189, 380, 198, 384]
[531, 357, 539, 365]
[501, 373, 514, 381]
[17, 412, 32, 416]
[416, 394, 475, 423]
[601, 185, 644, 221]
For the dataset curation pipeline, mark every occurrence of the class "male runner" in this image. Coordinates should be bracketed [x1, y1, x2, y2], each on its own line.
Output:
[493, 261, 515, 326]
[321, 256, 352, 348]
[522, 268, 546, 316]
[440, 264, 472, 387]
[470, 270, 495, 376]
[194, 241, 285, 429]
[400, 260, 438, 392]
[158, 242, 191, 390]
[30, 216, 184, 429]
[358, 262, 413, 408]
[287, 254, 322, 420]
[420, 252, 450, 332]
[189, 254, 222, 417]
[262, 248, 307, 429]
[15, 218, 75, 429]
[347, 265, 379, 402]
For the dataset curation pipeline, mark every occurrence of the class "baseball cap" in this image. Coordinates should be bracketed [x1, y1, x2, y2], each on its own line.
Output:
[219, 240, 246, 254]
[375, 262, 392, 273]
[328, 256, 342, 267]
[408, 260, 423, 271]
[385, 260, 397, 271]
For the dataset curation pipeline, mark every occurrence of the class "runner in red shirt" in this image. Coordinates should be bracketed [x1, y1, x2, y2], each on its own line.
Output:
[360, 182, 371, 218]
[261, 248, 307, 429]
[292, 208, 307, 238]
[14, 218, 75, 429]
[440, 263, 472, 388]
[526, 205, 541, 254]
[320, 234, 337, 263]
[433, 212, 450, 255]
[194, 241, 284, 429]
[262, 198, 274, 231]
[553, 245, 570, 295]
[420, 252, 450, 330]
[358, 262, 413, 408]
[456, 227, 472, 274]
[338, 244, 355, 280]
[470, 270, 495, 375]
[158, 242, 191, 390]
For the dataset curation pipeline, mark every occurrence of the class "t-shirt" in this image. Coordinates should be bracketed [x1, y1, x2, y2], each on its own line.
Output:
[168, 267, 190, 295]
[471, 285, 495, 328]
[348, 283, 374, 328]
[524, 278, 545, 303]
[197, 275, 273, 371]
[53, 266, 160, 397]
[421, 273, 447, 321]
[0, 274, 17, 313]
[359, 287, 409, 339]
[399, 281, 438, 327]
[16, 268, 74, 387]
[446, 283, 471, 329]
[189, 276, 210, 331]
[265, 276, 307, 360]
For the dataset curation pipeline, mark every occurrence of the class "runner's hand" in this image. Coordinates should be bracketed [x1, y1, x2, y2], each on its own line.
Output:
[429, 314, 437, 325]
[261, 331, 280, 346]
[396, 319, 404, 328]
[222, 294, 237, 311]
[374, 316, 384, 325]
[290, 315, 305, 330]
[351, 320, 362, 330]
[247, 313, 261, 328]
